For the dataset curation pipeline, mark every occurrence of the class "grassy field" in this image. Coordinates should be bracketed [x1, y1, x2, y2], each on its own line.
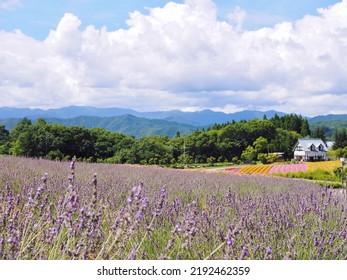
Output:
[0, 156, 346, 260]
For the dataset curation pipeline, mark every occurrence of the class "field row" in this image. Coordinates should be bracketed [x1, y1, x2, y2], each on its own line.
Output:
[229, 161, 341, 176]
[305, 161, 341, 172]
[238, 165, 273, 175]
[1, 156, 346, 260]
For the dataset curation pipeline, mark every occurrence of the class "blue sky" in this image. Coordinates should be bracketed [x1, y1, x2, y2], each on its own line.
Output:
[1, 0, 347, 116]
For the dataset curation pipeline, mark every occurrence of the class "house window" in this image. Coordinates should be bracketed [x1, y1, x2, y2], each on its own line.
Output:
[318, 145, 324, 151]
[310, 144, 315, 151]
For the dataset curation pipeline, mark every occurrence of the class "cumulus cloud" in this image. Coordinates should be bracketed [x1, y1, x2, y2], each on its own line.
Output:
[1, 0, 347, 115]
[0, 0, 21, 10]
[227, 6, 246, 31]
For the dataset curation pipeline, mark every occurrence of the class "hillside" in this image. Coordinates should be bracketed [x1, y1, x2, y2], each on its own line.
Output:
[0, 115, 199, 138]
[0, 106, 137, 119]
[0, 106, 286, 126]
[309, 114, 347, 123]
[309, 120, 347, 138]
[48, 115, 201, 138]
[2, 106, 347, 138]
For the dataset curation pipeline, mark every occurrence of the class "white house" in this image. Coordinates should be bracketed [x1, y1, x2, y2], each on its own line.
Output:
[293, 138, 328, 162]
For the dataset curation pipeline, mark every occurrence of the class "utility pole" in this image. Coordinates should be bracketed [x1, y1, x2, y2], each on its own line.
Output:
[183, 138, 186, 165]
[45, 134, 48, 155]
[341, 158, 347, 200]
[341, 158, 346, 188]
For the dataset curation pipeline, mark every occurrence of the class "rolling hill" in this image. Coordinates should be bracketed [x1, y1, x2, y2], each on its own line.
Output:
[0, 115, 199, 138]
[1, 106, 347, 138]
[0, 106, 286, 126]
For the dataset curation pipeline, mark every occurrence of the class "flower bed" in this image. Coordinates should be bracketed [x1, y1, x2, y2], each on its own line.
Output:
[238, 165, 273, 175]
[268, 163, 308, 175]
[306, 161, 340, 172]
[0, 156, 346, 260]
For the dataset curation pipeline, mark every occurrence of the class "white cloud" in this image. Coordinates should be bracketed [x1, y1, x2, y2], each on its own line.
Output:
[227, 6, 247, 31]
[0, 0, 21, 10]
[1, 0, 347, 116]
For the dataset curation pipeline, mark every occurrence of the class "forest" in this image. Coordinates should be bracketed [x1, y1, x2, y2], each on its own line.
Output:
[1, 114, 347, 165]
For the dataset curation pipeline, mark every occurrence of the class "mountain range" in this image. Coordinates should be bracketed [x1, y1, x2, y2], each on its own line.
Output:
[0, 106, 346, 138]
[0, 106, 286, 126]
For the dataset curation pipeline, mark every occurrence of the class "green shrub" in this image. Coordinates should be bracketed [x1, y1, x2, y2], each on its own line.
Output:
[257, 153, 268, 164]
[318, 181, 342, 188]
[275, 169, 340, 182]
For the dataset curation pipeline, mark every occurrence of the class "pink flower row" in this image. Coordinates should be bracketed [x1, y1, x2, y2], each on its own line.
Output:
[268, 163, 308, 174]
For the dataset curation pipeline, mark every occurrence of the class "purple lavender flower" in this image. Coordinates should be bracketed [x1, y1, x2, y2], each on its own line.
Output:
[240, 245, 249, 259]
[142, 197, 149, 208]
[266, 246, 272, 255]
[227, 237, 235, 246]
[1, 156, 347, 260]
[41, 173, 48, 184]
[138, 181, 143, 192]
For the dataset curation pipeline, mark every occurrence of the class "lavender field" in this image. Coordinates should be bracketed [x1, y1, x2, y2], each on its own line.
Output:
[0, 156, 346, 260]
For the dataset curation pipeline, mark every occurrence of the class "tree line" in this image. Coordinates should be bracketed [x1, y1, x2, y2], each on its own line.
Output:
[0, 114, 346, 165]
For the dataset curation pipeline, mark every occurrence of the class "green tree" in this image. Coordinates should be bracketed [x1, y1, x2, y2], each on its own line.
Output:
[135, 136, 172, 165]
[257, 153, 268, 164]
[300, 119, 311, 137]
[311, 126, 327, 143]
[241, 146, 257, 162]
[207, 156, 216, 166]
[9, 139, 24, 156]
[253, 136, 268, 154]
[217, 123, 248, 159]
[0, 125, 10, 154]
[0, 125, 9, 143]
[269, 129, 300, 159]
[9, 118, 51, 157]
[91, 128, 117, 160]
[334, 147, 347, 158]
[169, 136, 184, 162]
[333, 128, 347, 149]
[270, 114, 310, 136]
[10, 117, 32, 139]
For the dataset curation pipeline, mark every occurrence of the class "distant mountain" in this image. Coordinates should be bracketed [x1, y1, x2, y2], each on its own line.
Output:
[308, 114, 347, 123]
[0, 115, 199, 138]
[1, 106, 347, 138]
[0, 106, 137, 119]
[309, 120, 347, 138]
[138, 109, 286, 126]
[305, 114, 347, 138]
[0, 106, 287, 126]
[0, 119, 21, 131]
